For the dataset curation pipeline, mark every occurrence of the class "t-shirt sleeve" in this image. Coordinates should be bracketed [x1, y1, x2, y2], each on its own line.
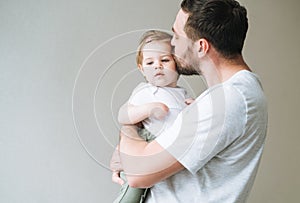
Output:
[155, 85, 246, 174]
[128, 82, 148, 105]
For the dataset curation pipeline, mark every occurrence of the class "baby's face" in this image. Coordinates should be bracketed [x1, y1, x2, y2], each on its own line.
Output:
[140, 41, 178, 87]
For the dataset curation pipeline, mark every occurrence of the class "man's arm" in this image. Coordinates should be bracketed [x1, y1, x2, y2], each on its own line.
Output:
[119, 125, 184, 188]
[118, 102, 169, 125]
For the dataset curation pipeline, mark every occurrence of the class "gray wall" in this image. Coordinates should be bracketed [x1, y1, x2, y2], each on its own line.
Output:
[243, 0, 300, 202]
[0, 0, 299, 202]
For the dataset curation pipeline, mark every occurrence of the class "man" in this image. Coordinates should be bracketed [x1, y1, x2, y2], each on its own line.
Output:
[111, 0, 268, 202]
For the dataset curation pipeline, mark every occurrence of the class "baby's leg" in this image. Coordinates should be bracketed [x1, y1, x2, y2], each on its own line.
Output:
[114, 128, 154, 203]
[138, 128, 156, 142]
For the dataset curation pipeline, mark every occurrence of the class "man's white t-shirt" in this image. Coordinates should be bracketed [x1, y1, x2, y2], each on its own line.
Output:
[128, 82, 188, 136]
[146, 70, 268, 203]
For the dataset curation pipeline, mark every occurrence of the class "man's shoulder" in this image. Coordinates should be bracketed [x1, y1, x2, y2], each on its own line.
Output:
[222, 70, 267, 128]
[226, 70, 264, 95]
[226, 70, 267, 108]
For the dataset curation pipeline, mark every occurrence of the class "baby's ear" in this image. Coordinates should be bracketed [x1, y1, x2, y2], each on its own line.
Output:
[138, 64, 144, 72]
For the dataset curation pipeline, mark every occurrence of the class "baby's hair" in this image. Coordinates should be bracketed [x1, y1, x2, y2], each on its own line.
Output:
[136, 30, 172, 66]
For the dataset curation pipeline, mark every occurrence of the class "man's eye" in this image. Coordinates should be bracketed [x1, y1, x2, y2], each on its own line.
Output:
[173, 34, 179, 40]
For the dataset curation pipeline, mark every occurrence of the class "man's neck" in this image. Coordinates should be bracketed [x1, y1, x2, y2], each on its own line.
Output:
[200, 54, 250, 87]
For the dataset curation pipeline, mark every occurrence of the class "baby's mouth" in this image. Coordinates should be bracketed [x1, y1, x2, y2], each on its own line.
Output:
[155, 73, 164, 77]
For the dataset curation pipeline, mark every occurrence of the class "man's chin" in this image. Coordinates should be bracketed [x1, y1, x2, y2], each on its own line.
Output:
[174, 56, 199, 76]
[176, 64, 199, 76]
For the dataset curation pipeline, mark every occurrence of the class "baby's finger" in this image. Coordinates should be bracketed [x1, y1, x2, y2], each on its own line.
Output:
[112, 172, 125, 185]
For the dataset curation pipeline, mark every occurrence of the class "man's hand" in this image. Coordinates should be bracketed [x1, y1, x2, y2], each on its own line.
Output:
[185, 98, 194, 105]
[110, 145, 125, 185]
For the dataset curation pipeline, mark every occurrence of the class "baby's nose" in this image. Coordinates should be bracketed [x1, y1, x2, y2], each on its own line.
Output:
[154, 61, 163, 69]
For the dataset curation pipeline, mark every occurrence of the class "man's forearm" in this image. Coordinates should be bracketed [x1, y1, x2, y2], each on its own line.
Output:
[119, 125, 184, 188]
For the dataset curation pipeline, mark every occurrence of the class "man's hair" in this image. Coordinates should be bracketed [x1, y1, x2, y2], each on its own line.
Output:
[136, 30, 172, 66]
[181, 0, 248, 59]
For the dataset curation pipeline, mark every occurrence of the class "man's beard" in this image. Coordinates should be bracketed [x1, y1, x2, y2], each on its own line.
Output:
[174, 55, 200, 76]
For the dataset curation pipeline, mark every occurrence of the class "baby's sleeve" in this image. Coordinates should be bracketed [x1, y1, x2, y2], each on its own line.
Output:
[128, 82, 148, 105]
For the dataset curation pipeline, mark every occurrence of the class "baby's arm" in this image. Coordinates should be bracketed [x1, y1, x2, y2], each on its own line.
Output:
[118, 102, 169, 125]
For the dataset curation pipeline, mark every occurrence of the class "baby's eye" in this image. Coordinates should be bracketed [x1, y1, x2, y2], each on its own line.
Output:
[146, 61, 153, 65]
[161, 59, 170, 62]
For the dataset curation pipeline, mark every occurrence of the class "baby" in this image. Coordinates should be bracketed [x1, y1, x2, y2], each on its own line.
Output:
[113, 30, 193, 203]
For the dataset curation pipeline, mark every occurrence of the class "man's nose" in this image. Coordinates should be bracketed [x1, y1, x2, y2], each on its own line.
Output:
[171, 36, 175, 46]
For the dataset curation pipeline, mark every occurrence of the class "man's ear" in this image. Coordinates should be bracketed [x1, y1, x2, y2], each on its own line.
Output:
[196, 38, 209, 57]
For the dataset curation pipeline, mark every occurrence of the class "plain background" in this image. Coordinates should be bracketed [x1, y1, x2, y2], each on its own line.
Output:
[0, 0, 299, 202]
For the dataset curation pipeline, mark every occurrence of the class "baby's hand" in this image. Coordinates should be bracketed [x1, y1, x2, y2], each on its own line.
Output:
[149, 102, 169, 120]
